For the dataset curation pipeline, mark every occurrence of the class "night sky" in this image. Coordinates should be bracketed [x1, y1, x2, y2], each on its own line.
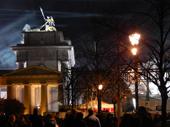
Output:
[0, 0, 132, 69]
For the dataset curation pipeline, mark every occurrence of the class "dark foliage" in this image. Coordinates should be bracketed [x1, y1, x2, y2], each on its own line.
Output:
[0, 99, 26, 115]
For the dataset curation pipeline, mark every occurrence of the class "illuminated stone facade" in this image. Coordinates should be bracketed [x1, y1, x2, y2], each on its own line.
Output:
[12, 31, 75, 71]
[0, 31, 75, 115]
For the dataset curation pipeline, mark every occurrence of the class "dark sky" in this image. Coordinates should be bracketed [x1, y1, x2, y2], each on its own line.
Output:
[0, 0, 128, 69]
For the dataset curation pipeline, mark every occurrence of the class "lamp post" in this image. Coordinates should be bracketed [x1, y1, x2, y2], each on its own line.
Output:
[129, 33, 140, 110]
[98, 84, 103, 114]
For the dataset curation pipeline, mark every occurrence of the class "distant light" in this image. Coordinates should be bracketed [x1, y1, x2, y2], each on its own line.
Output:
[24, 61, 27, 68]
[98, 84, 103, 90]
[132, 48, 137, 55]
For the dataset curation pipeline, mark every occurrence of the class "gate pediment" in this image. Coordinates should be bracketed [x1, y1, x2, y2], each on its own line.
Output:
[3, 66, 63, 84]
[4, 66, 62, 76]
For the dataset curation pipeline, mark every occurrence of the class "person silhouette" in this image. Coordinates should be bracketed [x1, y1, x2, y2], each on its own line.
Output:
[84, 109, 101, 127]
[134, 106, 153, 127]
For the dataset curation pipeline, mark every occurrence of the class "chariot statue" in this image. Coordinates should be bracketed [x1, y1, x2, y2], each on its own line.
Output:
[23, 7, 57, 32]
[39, 7, 57, 31]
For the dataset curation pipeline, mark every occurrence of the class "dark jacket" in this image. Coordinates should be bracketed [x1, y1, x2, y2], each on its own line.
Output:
[72, 119, 87, 127]
[64, 115, 75, 127]
[134, 116, 153, 127]
[84, 115, 101, 127]
[29, 114, 43, 127]
[45, 120, 58, 127]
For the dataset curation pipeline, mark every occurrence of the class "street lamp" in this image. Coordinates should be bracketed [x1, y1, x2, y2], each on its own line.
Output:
[98, 84, 103, 90]
[98, 84, 103, 114]
[129, 33, 140, 56]
[129, 33, 140, 110]
[129, 33, 140, 46]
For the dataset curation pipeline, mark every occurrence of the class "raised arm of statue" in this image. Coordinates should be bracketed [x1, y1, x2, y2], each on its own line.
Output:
[40, 7, 46, 20]
[39, 7, 56, 31]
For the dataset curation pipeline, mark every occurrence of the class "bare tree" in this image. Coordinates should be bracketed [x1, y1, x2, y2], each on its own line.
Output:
[62, 67, 88, 109]
[75, 25, 134, 126]
[91, 0, 170, 126]
[129, 1, 170, 126]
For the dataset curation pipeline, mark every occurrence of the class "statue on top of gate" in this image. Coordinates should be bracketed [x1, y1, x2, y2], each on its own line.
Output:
[23, 7, 57, 32]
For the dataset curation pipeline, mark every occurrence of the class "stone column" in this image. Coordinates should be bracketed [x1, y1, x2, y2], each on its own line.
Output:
[30, 86, 35, 114]
[50, 87, 53, 112]
[14, 85, 20, 100]
[47, 85, 50, 111]
[7, 85, 14, 99]
[41, 84, 47, 116]
[24, 84, 31, 114]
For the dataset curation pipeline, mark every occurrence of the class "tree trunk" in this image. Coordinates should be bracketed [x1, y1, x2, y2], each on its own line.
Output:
[114, 103, 116, 117]
[98, 94, 101, 114]
[117, 99, 120, 127]
[161, 92, 168, 127]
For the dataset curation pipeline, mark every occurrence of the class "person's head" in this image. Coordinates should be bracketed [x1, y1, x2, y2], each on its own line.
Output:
[65, 113, 69, 118]
[18, 115, 26, 124]
[120, 114, 134, 127]
[9, 114, 16, 123]
[56, 112, 59, 118]
[123, 114, 134, 122]
[48, 114, 56, 122]
[137, 106, 147, 118]
[24, 115, 30, 122]
[107, 113, 112, 119]
[33, 107, 38, 115]
[155, 113, 160, 118]
[88, 109, 93, 116]
[76, 112, 83, 120]
[71, 108, 77, 118]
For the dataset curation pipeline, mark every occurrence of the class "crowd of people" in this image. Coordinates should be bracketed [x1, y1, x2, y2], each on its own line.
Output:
[0, 106, 168, 127]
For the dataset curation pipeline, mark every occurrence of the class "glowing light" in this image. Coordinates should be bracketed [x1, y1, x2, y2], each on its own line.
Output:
[132, 48, 137, 55]
[1, 91, 7, 99]
[24, 61, 27, 68]
[132, 98, 136, 108]
[98, 84, 103, 90]
[129, 33, 140, 46]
